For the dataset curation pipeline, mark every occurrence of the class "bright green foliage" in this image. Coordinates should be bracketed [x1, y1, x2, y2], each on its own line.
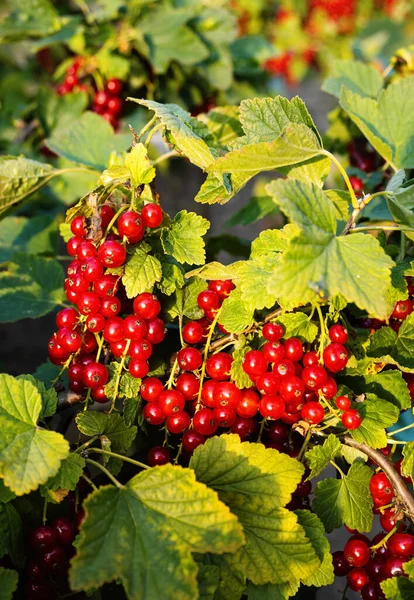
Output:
[125, 144, 156, 187]
[202, 554, 246, 600]
[401, 443, 414, 480]
[199, 106, 243, 149]
[339, 370, 411, 411]
[41, 453, 85, 503]
[250, 225, 299, 258]
[0, 568, 18, 600]
[123, 245, 162, 298]
[295, 510, 334, 587]
[230, 340, 254, 390]
[276, 312, 318, 343]
[381, 577, 414, 599]
[197, 564, 220, 600]
[367, 315, 414, 371]
[0, 374, 69, 495]
[266, 179, 394, 318]
[350, 396, 399, 449]
[70, 465, 244, 600]
[305, 435, 342, 479]
[225, 196, 278, 227]
[166, 277, 207, 321]
[313, 462, 374, 533]
[322, 59, 383, 99]
[161, 211, 210, 266]
[247, 581, 299, 600]
[159, 262, 185, 296]
[219, 288, 254, 334]
[76, 412, 137, 456]
[0, 216, 58, 263]
[17, 374, 58, 419]
[0, 253, 65, 323]
[340, 78, 414, 169]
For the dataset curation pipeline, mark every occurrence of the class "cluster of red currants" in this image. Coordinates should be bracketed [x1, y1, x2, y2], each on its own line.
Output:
[48, 202, 165, 404]
[24, 518, 75, 600]
[56, 55, 124, 129]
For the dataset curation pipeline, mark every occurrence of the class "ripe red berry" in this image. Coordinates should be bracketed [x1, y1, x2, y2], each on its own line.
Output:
[140, 377, 164, 402]
[366, 557, 385, 580]
[82, 362, 108, 389]
[56, 307, 79, 329]
[103, 316, 125, 343]
[380, 507, 399, 533]
[68, 363, 83, 381]
[208, 279, 235, 299]
[383, 556, 407, 578]
[51, 517, 74, 546]
[262, 322, 284, 341]
[100, 296, 121, 318]
[81, 257, 104, 282]
[60, 330, 82, 354]
[143, 402, 165, 425]
[30, 526, 57, 551]
[142, 203, 163, 228]
[26, 559, 46, 581]
[110, 339, 128, 358]
[347, 567, 369, 592]
[259, 395, 285, 420]
[370, 472, 394, 504]
[206, 353, 233, 380]
[262, 341, 284, 363]
[129, 359, 149, 379]
[146, 318, 165, 344]
[94, 274, 118, 297]
[70, 216, 87, 237]
[273, 359, 295, 378]
[237, 389, 260, 418]
[124, 315, 147, 340]
[213, 406, 237, 428]
[92, 386, 109, 403]
[95, 90, 109, 106]
[77, 240, 97, 261]
[303, 351, 319, 367]
[323, 343, 348, 373]
[77, 291, 101, 316]
[118, 210, 144, 241]
[193, 408, 217, 435]
[106, 78, 122, 95]
[176, 373, 199, 399]
[100, 205, 115, 229]
[349, 176, 364, 194]
[159, 390, 185, 416]
[133, 292, 161, 320]
[388, 533, 414, 558]
[332, 550, 351, 576]
[166, 411, 190, 434]
[97, 240, 126, 267]
[198, 290, 220, 310]
[267, 420, 289, 442]
[321, 377, 337, 399]
[336, 395, 351, 410]
[201, 380, 217, 408]
[182, 430, 205, 452]
[41, 545, 67, 575]
[129, 339, 152, 361]
[283, 337, 303, 362]
[177, 347, 203, 371]
[302, 365, 327, 390]
[182, 321, 204, 344]
[329, 324, 348, 344]
[230, 416, 257, 440]
[147, 446, 171, 466]
[391, 299, 413, 320]
[67, 235, 83, 257]
[342, 408, 362, 430]
[279, 376, 305, 402]
[344, 539, 371, 567]
[256, 372, 280, 395]
[213, 381, 242, 409]
[242, 350, 268, 378]
[301, 401, 324, 424]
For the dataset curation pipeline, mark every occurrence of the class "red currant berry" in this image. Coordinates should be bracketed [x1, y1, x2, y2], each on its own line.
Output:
[380, 507, 399, 533]
[267, 420, 289, 442]
[66, 235, 83, 257]
[370, 472, 394, 504]
[166, 411, 191, 434]
[77, 241, 97, 261]
[230, 416, 257, 440]
[182, 430, 205, 452]
[51, 517, 74, 546]
[323, 343, 348, 373]
[177, 347, 203, 371]
[201, 380, 217, 408]
[30, 526, 57, 551]
[94, 90, 109, 106]
[129, 359, 149, 379]
[56, 307, 78, 329]
[213, 406, 237, 428]
[349, 176, 364, 194]
[100, 297, 121, 318]
[259, 395, 285, 420]
[321, 377, 337, 399]
[262, 341, 284, 363]
[94, 274, 118, 297]
[70, 216, 87, 237]
[193, 408, 217, 435]
[332, 550, 351, 576]
[302, 351, 319, 367]
[273, 359, 295, 378]
[97, 240, 126, 268]
[366, 557, 385, 580]
[77, 291, 101, 316]
[344, 538, 371, 567]
[206, 353, 233, 380]
[159, 390, 185, 416]
[283, 337, 303, 362]
[329, 324, 348, 344]
[301, 365, 327, 390]
[383, 556, 407, 578]
[66, 273, 89, 294]
[92, 386, 109, 403]
[182, 321, 204, 345]
[133, 292, 161, 320]
[256, 372, 280, 395]
[106, 78, 122, 95]
[82, 362, 108, 389]
[279, 376, 305, 402]
[391, 299, 413, 320]
[103, 316, 125, 343]
[124, 315, 147, 340]
[41, 545, 67, 575]
[148, 446, 171, 466]
[100, 205, 115, 229]
[262, 322, 284, 341]
[110, 339, 128, 358]
[301, 401, 324, 424]
[347, 567, 369, 592]
[198, 290, 220, 310]
[142, 203, 163, 228]
[118, 210, 144, 242]
[213, 381, 242, 409]
[237, 389, 260, 418]
[242, 350, 268, 378]
[25, 580, 52, 599]
[143, 402, 165, 425]
[140, 377, 164, 402]
[81, 257, 104, 282]
[26, 559, 46, 581]
[60, 330, 82, 354]
[68, 362, 83, 381]
[146, 318, 166, 344]
[342, 408, 362, 430]
[176, 373, 199, 400]
[388, 533, 414, 558]
[129, 339, 152, 361]
[336, 395, 351, 410]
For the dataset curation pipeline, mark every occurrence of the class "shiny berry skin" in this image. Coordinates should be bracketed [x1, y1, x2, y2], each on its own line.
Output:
[201, 380, 217, 408]
[100, 205, 115, 228]
[30, 526, 57, 551]
[176, 373, 199, 399]
[370, 472, 394, 504]
[321, 377, 337, 399]
[237, 389, 260, 418]
[110, 339, 128, 358]
[94, 274, 118, 297]
[213, 406, 237, 428]
[143, 402, 165, 425]
[342, 408, 362, 430]
[25, 580, 52, 599]
[148, 446, 171, 466]
[344, 539, 370, 567]
[70, 216, 86, 237]
[41, 545, 67, 575]
[60, 330, 82, 354]
[208, 279, 235, 298]
[68, 363, 83, 381]
[262, 322, 284, 341]
[77, 291, 101, 316]
[97, 240, 126, 267]
[133, 292, 161, 320]
[273, 359, 295, 378]
[118, 210, 144, 241]
[142, 203, 163, 228]
[182, 321, 203, 345]
[166, 411, 190, 434]
[242, 350, 268, 378]
[301, 365, 327, 390]
[262, 341, 284, 363]
[177, 347, 202, 371]
[77, 241, 96, 261]
[388, 533, 414, 558]
[107, 96, 122, 115]
[230, 416, 257, 440]
[391, 299, 413, 320]
[26, 559, 46, 581]
[279, 376, 304, 402]
[140, 377, 164, 402]
[301, 401, 324, 424]
[129, 338, 152, 360]
[283, 337, 303, 362]
[256, 372, 280, 396]
[124, 315, 147, 340]
[66, 273, 89, 294]
[146, 318, 165, 344]
[349, 176, 364, 194]
[100, 296, 121, 317]
[94, 90, 109, 106]
[82, 362, 108, 389]
[347, 567, 369, 592]
[204, 307, 219, 321]
[67, 235, 83, 257]
[81, 257, 104, 282]
[366, 557, 385, 580]
[129, 359, 149, 379]
[67, 259, 80, 276]
[206, 353, 233, 380]
[267, 421, 289, 442]
[259, 395, 285, 420]
[198, 290, 220, 310]
[323, 343, 348, 373]
[193, 408, 217, 435]
[329, 324, 348, 344]
[159, 390, 185, 416]
[332, 550, 351, 576]
[92, 386, 109, 403]
[336, 395, 351, 410]
[56, 307, 78, 329]
[361, 582, 385, 600]
[103, 316, 125, 343]
[303, 351, 319, 367]
[380, 508, 399, 532]
[51, 517, 74, 546]
[182, 430, 205, 452]
[106, 78, 122, 95]
[383, 556, 407, 578]
[213, 381, 242, 409]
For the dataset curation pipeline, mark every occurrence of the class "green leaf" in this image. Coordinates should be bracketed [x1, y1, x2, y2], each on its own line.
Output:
[219, 288, 254, 334]
[161, 210, 210, 266]
[367, 316, 414, 371]
[158, 262, 185, 296]
[0, 254, 65, 323]
[247, 581, 299, 600]
[0, 0, 59, 40]
[69, 465, 244, 599]
[322, 59, 383, 99]
[339, 370, 411, 411]
[17, 375, 58, 419]
[313, 462, 374, 533]
[0, 568, 18, 600]
[76, 412, 137, 455]
[230, 339, 254, 390]
[197, 564, 220, 600]
[381, 576, 414, 599]
[0, 216, 58, 263]
[340, 78, 414, 169]
[341, 444, 368, 465]
[305, 434, 342, 480]
[0, 481, 15, 504]
[45, 112, 129, 171]
[38, 89, 89, 138]
[122, 246, 162, 298]
[324, 189, 351, 221]
[237, 253, 280, 311]
[295, 510, 334, 587]
[0, 374, 69, 495]
[41, 453, 85, 502]
[0, 503, 23, 567]
[0, 156, 58, 216]
[266, 179, 394, 319]
[166, 277, 207, 322]
[250, 225, 300, 259]
[96, 48, 130, 81]
[204, 554, 245, 600]
[276, 312, 318, 344]
[198, 106, 243, 149]
[401, 443, 414, 480]
[224, 195, 278, 227]
[124, 144, 156, 187]
[386, 169, 406, 193]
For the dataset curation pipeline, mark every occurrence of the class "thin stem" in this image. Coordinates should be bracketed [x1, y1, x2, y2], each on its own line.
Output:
[95, 334, 105, 362]
[321, 150, 358, 209]
[370, 525, 398, 552]
[386, 439, 408, 445]
[42, 499, 48, 525]
[257, 418, 267, 443]
[174, 443, 183, 465]
[166, 357, 179, 390]
[81, 473, 98, 491]
[398, 231, 407, 263]
[196, 309, 222, 410]
[388, 422, 414, 436]
[145, 124, 163, 148]
[75, 435, 99, 453]
[298, 429, 312, 462]
[109, 339, 131, 412]
[137, 115, 157, 142]
[87, 448, 149, 469]
[350, 225, 414, 233]
[151, 150, 179, 166]
[85, 459, 123, 488]
[178, 315, 184, 347]
[330, 460, 345, 478]
[315, 303, 327, 359]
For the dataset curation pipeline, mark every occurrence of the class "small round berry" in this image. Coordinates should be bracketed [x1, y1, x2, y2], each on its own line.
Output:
[332, 550, 351, 576]
[68, 363, 83, 381]
[97, 240, 126, 268]
[388, 533, 414, 558]
[267, 421, 289, 442]
[301, 401, 324, 425]
[193, 408, 217, 435]
[380, 507, 399, 533]
[283, 337, 303, 362]
[213, 406, 237, 428]
[336, 395, 351, 410]
[323, 343, 348, 373]
[60, 330, 82, 354]
[118, 210, 144, 242]
[106, 78, 122, 95]
[230, 416, 257, 440]
[237, 389, 260, 418]
[107, 96, 122, 115]
[206, 353, 233, 380]
[148, 446, 171, 466]
[51, 517, 74, 546]
[143, 402, 165, 425]
[77, 241, 97, 261]
[208, 279, 235, 298]
[77, 291, 101, 316]
[342, 408, 362, 430]
[256, 372, 280, 396]
[81, 257, 104, 282]
[182, 430, 205, 452]
[92, 386, 109, 403]
[262, 341, 284, 363]
[100, 296, 121, 318]
[344, 538, 370, 567]
[176, 373, 199, 400]
[347, 567, 369, 592]
[124, 315, 147, 340]
[26, 559, 46, 581]
[177, 347, 203, 371]
[141, 377, 164, 402]
[262, 322, 284, 341]
[103, 316, 125, 343]
[242, 350, 268, 378]
[370, 472, 394, 504]
[129, 339, 152, 361]
[259, 395, 285, 420]
[303, 351, 319, 367]
[366, 557, 385, 580]
[201, 380, 217, 408]
[321, 377, 337, 399]
[198, 290, 220, 310]
[273, 359, 295, 378]
[94, 274, 118, 297]
[146, 318, 166, 344]
[67, 235, 83, 257]
[30, 526, 57, 551]
[82, 362, 108, 389]
[166, 411, 191, 434]
[182, 321, 204, 345]
[301, 365, 327, 390]
[100, 205, 115, 228]
[41, 545, 67, 575]
[391, 299, 413, 320]
[94, 90, 109, 106]
[213, 381, 242, 409]
[142, 203, 163, 228]
[383, 556, 408, 578]
[129, 359, 149, 379]
[329, 323, 348, 344]
[110, 339, 128, 358]
[349, 176, 364, 194]
[56, 307, 78, 329]
[70, 216, 86, 237]
[159, 390, 186, 416]
[133, 293, 161, 320]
